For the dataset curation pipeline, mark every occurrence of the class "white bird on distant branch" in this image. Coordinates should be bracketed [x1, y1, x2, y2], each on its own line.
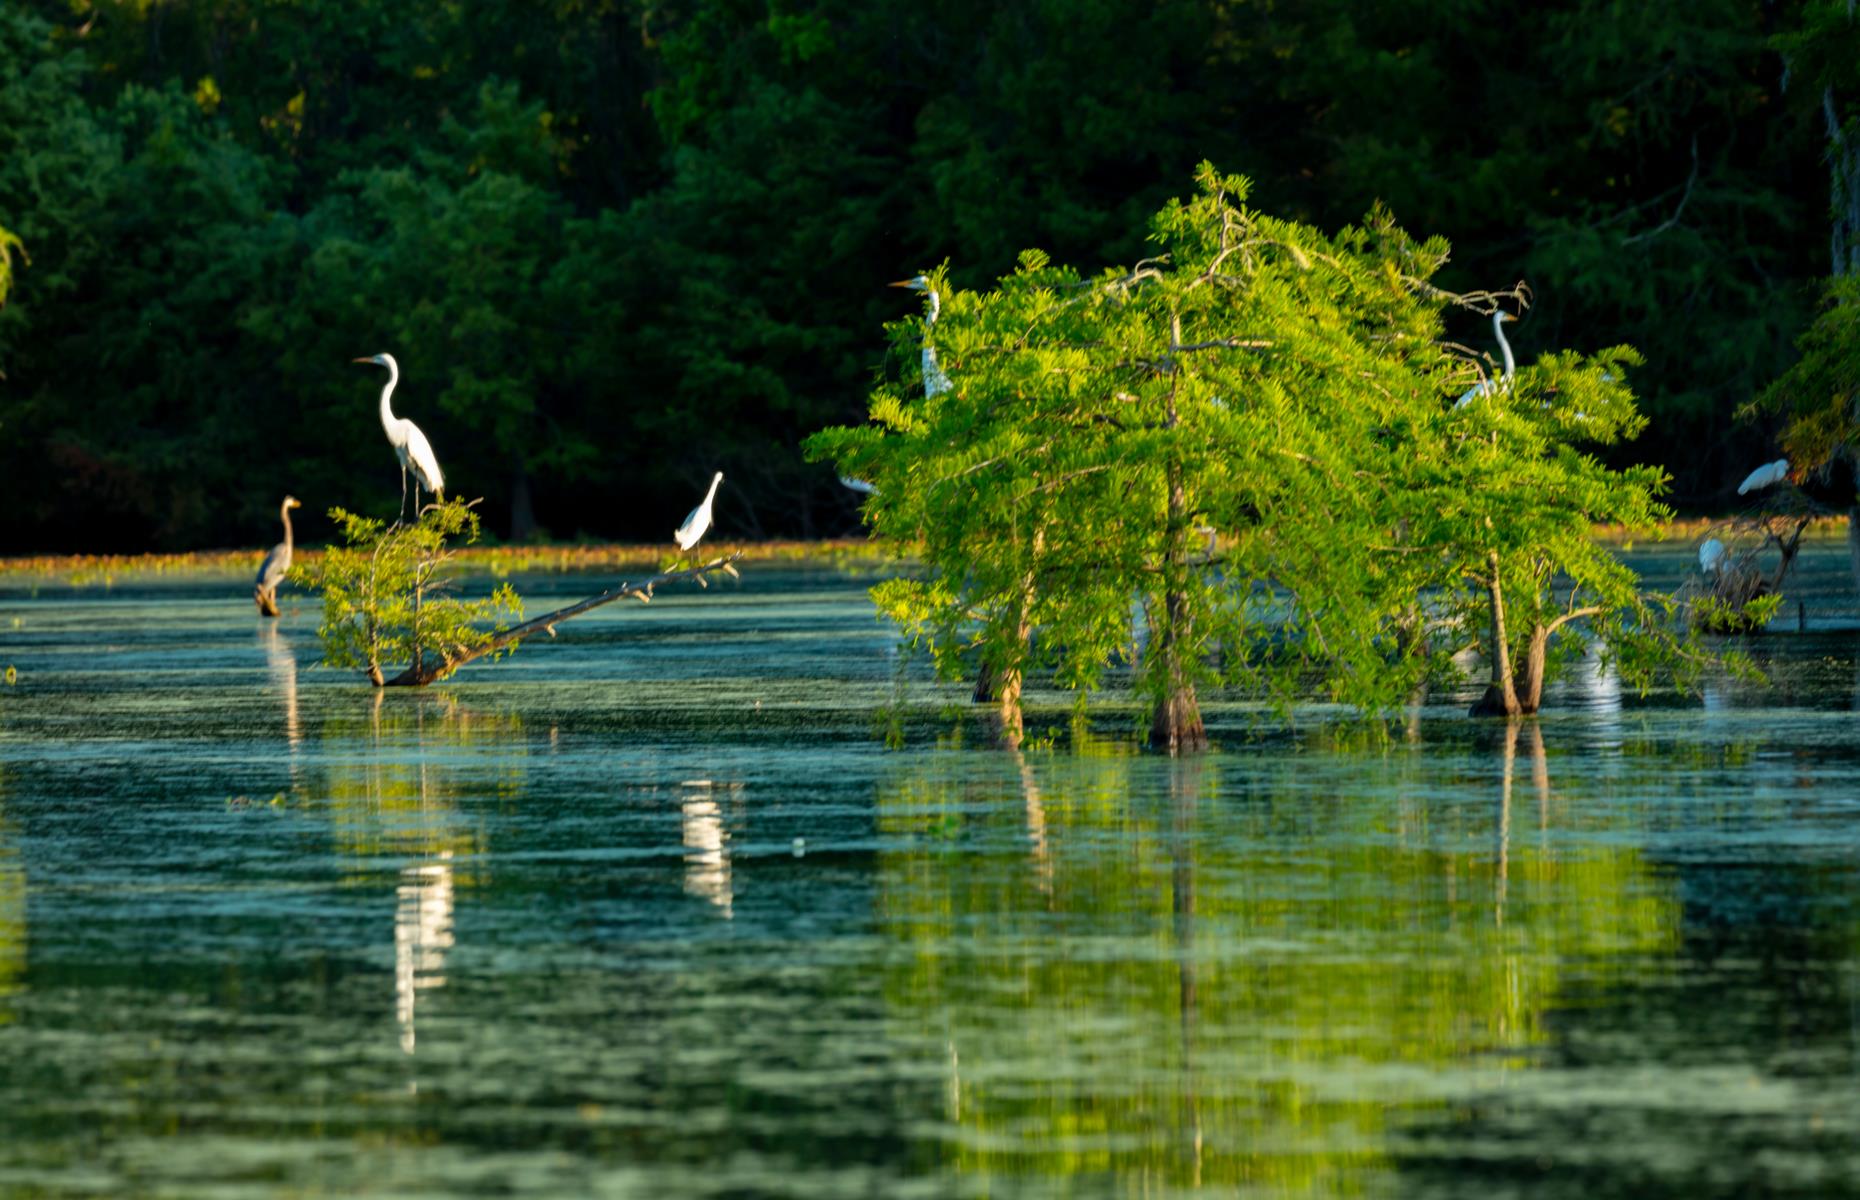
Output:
[839, 475, 877, 495]
[675, 471, 724, 551]
[1453, 310, 1519, 409]
[1698, 537, 1727, 576]
[1737, 458, 1790, 496]
[354, 353, 444, 519]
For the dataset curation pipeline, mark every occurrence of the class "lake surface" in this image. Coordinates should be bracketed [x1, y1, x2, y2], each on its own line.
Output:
[2, 551, 1859, 1197]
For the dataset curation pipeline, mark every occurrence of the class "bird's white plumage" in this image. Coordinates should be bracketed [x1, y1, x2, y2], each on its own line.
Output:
[1452, 310, 1518, 409]
[839, 475, 877, 495]
[675, 471, 724, 550]
[1736, 458, 1790, 496]
[362, 352, 445, 514]
[1698, 537, 1727, 575]
[893, 276, 950, 398]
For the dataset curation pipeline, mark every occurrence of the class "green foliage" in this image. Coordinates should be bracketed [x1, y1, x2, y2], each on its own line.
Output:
[0, 0, 1833, 552]
[313, 500, 522, 684]
[1748, 276, 1860, 472]
[1690, 591, 1783, 635]
[811, 168, 1704, 735]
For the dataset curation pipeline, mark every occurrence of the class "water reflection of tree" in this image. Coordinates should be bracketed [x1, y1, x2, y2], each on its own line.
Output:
[319, 695, 522, 1055]
[875, 735, 1681, 1193]
[0, 772, 23, 1022]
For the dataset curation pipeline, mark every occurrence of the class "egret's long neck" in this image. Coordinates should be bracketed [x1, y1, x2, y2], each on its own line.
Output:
[1494, 313, 1516, 382]
[280, 502, 295, 550]
[924, 289, 940, 326]
[378, 362, 400, 429]
[704, 474, 723, 504]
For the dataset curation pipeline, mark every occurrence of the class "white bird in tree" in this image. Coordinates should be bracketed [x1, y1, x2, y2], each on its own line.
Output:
[1737, 458, 1790, 496]
[838, 475, 877, 495]
[675, 471, 724, 551]
[1698, 537, 1727, 576]
[889, 275, 951, 398]
[354, 353, 444, 518]
[254, 495, 302, 617]
[1453, 310, 1519, 409]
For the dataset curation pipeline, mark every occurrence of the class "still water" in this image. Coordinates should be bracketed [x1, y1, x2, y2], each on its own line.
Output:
[1, 555, 1859, 1197]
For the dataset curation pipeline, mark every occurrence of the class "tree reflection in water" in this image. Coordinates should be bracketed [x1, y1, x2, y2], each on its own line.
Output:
[320, 694, 518, 1058]
[876, 729, 1680, 1194]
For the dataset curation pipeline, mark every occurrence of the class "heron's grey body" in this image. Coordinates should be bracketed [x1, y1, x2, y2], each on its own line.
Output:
[1453, 310, 1519, 409]
[254, 495, 301, 617]
[356, 353, 444, 517]
[675, 472, 724, 551]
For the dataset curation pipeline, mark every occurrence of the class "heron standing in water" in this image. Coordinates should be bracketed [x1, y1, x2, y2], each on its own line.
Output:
[254, 495, 302, 617]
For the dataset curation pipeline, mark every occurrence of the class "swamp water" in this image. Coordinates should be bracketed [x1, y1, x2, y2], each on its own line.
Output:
[1, 553, 1859, 1197]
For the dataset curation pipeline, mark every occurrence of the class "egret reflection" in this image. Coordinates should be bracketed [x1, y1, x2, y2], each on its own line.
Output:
[395, 851, 455, 1055]
[681, 783, 734, 917]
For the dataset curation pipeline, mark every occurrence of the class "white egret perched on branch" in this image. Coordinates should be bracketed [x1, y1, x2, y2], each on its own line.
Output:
[1452, 310, 1519, 409]
[254, 495, 302, 617]
[354, 353, 444, 518]
[1698, 537, 1727, 576]
[675, 471, 724, 551]
[1737, 458, 1790, 496]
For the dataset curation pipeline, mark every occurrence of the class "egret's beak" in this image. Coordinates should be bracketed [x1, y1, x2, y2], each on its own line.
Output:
[1499, 312, 1518, 323]
[887, 279, 916, 289]
[351, 355, 378, 365]
[287, 499, 302, 509]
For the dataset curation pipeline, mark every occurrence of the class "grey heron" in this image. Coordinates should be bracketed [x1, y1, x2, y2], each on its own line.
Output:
[254, 495, 302, 617]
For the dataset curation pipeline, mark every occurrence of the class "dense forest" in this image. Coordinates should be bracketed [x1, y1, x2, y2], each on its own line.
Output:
[0, 0, 1849, 552]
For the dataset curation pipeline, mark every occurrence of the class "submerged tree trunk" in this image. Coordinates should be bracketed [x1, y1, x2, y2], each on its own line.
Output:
[1150, 318, 1206, 754]
[376, 554, 741, 687]
[992, 527, 1043, 748]
[1470, 552, 1522, 718]
[1847, 505, 1860, 605]
[1150, 493, 1207, 751]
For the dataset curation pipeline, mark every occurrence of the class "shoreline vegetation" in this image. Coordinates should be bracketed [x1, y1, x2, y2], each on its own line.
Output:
[0, 518, 1832, 585]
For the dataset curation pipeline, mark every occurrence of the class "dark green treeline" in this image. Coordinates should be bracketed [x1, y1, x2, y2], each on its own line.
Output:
[0, 0, 1831, 551]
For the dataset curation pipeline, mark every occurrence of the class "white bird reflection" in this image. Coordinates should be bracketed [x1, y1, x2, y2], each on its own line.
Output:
[395, 850, 456, 1055]
[681, 785, 734, 918]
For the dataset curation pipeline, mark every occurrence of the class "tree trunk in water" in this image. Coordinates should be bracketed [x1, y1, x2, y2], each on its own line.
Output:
[996, 664, 1024, 748]
[1150, 341, 1206, 755]
[1515, 625, 1551, 715]
[1469, 552, 1522, 718]
[972, 659, 999, 704]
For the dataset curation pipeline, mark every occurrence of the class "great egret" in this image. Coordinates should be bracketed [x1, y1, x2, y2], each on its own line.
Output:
[675, 471, 724, 551]
[1698, 537, 1727, 575]
[1452, 310, 1519, 409]
[839, 475, 877, 495]
[354, 353, 444, 518]
[889, 275, 951, 398]
[254, 495, 302, 617]
[1737, 458, 1790, 496]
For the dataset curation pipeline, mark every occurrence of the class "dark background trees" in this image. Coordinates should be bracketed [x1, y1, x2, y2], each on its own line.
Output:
[0, 0, 1831, 552]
